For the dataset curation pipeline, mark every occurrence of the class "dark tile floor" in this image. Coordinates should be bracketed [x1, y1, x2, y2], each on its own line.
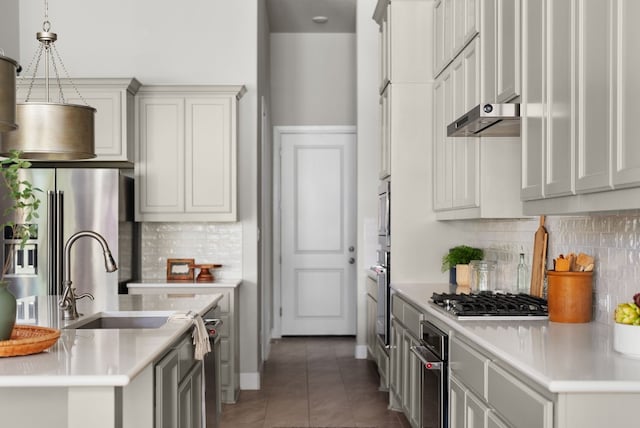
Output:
[220, 336, 411, 428]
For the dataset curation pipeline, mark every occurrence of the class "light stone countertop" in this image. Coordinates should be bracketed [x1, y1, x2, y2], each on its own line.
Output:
[0, 293, 222, 387]
[391, 282, 640, 393]
[128, 279, 242, 289]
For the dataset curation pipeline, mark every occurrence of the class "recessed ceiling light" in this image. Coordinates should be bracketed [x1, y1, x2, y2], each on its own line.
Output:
[312, 16, 329, 24]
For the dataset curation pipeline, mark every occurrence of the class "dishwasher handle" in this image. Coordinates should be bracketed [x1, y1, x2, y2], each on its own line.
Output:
[204, 318, 223, 338]
[410, 345, 444, 370]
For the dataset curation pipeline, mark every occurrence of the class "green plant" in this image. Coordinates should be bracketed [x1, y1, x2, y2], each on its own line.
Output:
[441, 245, 484, 272]
[0, 150, 41, 279]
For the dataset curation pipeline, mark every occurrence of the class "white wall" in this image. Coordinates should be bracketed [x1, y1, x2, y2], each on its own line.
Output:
[270, 33, 356, 126]
[16, 0, 261, 386]
[0, 0, 19, 59]
[356, 0, 381, 358]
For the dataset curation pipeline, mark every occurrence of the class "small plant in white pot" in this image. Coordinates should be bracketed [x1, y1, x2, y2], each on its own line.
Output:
[0, 150, 40, 340]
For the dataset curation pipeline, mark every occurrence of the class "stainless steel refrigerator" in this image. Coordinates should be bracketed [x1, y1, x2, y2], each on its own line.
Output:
[0, 168, 139, 307]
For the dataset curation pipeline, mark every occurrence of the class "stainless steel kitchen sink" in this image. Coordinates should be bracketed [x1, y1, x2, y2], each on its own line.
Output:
[65, 312, 171, 329]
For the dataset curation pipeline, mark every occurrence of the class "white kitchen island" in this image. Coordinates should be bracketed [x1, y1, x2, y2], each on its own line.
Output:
[391, 282, 640, 428]
[0, 293, 222, 428]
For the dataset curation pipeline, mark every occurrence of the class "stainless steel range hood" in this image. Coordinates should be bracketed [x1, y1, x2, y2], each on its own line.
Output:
[447, 103, 520, 137]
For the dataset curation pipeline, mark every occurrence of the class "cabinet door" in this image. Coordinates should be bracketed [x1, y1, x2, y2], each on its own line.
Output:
[137, 96, 185, 215]
[407, 334, 422, 428]
[575, 0, 613, 193]
[481, 0, 497, 103]
[433, 71, 454, 210]
[380, 87, 391, 179]
[466, 390, 488, 428]
[366, 291, 377, 358]
[612, 0, 640, 188]
[156, 348, 180, 428]
[434, 0, 445, 76]
[178, 362, 203, 428]
[401, 330, 411, 412]
[496, 0, 521, 102]
[185, 96, 236, 219]
[544, 0, 575, 198]
[452, 41, 479, 209]
[520, 0, 545, 201]
[487, 411, 509, 428]
[450, 376, 466, 428]
[390, 319, 403, 398]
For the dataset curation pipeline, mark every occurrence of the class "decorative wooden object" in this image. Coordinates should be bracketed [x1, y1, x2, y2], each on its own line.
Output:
[192, 264, 223, 282]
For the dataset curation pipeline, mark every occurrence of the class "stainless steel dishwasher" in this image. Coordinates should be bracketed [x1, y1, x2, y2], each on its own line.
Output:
[204, 318, 223, 428]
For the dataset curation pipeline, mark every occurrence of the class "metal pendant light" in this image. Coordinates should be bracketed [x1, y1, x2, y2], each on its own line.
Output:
[0, 52, 19, 132]
[0, 0, 96, 160]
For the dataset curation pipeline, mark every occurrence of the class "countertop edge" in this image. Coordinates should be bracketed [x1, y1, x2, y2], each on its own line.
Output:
[390, 282, 640, 394]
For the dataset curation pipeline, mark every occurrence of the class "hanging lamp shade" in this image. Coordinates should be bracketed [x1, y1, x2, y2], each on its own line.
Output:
[0, 10, 96, 160]
[1, 102, 95, 160]
[0, 54, 19, 133]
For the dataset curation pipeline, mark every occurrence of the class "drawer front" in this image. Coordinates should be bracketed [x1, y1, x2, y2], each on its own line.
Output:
[487, 362, 553, 428]
[366, 276, 378, 298]
[450, 336, 488, 398]
[402, 300, 422, 338]
[392, 294, 403, 319]
[217, 290, 230, 313]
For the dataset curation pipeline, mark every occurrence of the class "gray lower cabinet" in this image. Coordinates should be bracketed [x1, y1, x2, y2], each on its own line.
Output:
[128, 283, 240, 404]
[390, 293, 424, 428]
[366, 275, 389, 390]
[155, 333, 203, 428]
[450, 335, 553, 428]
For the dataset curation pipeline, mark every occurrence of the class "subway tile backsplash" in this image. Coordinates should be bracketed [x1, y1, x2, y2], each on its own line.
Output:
[457, 211, 640, 324]
[140, 222, 242, 281]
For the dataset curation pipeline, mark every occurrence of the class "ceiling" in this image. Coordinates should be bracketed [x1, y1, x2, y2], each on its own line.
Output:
[267, 0, 357, 33]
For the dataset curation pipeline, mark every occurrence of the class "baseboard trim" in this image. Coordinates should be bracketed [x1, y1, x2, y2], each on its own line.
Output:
[355, 345, 368, 359]
[240, 372, 260, 390]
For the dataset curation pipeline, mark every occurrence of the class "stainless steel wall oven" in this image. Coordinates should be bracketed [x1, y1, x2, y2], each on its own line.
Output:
[410, 320, 448, 428]
[375, 179, 391, 347]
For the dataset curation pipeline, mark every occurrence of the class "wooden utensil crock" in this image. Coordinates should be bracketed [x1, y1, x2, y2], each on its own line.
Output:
[547, 270, 593, 323]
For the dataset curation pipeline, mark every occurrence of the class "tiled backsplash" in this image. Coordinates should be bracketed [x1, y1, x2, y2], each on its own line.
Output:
[456, 212, 640, 324]
[140, 222, 242, 281]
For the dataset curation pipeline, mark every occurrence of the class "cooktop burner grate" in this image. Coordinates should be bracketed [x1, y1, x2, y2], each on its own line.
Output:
[431, 292, 548, 318]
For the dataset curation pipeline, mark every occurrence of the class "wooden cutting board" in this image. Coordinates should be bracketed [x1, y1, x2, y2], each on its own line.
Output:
[530, 216, 548, 297]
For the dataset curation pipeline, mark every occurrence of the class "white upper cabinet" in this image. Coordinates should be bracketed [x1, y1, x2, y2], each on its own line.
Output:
[520, 0, 545, 201]
[374, 0, 430, 180]
[522, 0, 640, 214]
[612, 0, 640, 189]
[16, 78, 141, 162]
[432, 4, 523, 219]
[434, 0, 479, 78]
[375, 0, 431, 92]
[135, 85, 245, 222]
[576, 0, 612, 193]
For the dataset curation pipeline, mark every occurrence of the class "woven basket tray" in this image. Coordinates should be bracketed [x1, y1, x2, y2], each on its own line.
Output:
[0, 325, 61, 357]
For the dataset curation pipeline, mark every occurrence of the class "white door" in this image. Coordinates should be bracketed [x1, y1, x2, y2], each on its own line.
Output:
[279, 127, 356, 335]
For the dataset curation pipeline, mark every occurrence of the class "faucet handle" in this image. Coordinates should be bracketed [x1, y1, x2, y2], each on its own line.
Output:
[75, 292, 94, 302]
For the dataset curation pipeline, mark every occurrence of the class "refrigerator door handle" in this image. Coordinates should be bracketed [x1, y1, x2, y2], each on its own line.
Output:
[47, 191, 57, 295]
[54, 191, 64, 296]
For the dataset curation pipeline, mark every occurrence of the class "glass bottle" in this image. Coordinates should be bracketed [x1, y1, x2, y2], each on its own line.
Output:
[516, 252, 528, 294]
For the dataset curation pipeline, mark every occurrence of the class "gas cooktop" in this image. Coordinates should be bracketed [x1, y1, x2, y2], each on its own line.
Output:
[430, 292, 548, 320]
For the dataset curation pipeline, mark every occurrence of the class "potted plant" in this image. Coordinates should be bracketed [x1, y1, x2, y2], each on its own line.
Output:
[0, 150, 40, 340]
[441, 245, 484, 286]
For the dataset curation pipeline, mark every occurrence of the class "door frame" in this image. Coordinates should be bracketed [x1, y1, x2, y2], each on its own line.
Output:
[272, 125, 357, 339]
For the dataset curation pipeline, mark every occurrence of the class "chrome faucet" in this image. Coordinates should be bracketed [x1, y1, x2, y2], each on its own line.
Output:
[58, 231, 118, 320]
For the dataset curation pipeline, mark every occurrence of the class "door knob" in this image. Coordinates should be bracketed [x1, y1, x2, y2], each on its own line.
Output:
[349, 246, 355, 252]
[349, 257, 355, 264]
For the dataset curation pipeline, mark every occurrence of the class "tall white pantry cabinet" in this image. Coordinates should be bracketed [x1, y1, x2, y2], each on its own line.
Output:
[135, 85, 246, 222]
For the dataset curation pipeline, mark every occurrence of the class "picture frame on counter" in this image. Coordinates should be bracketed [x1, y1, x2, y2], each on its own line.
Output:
[166, 258, 195, 282]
